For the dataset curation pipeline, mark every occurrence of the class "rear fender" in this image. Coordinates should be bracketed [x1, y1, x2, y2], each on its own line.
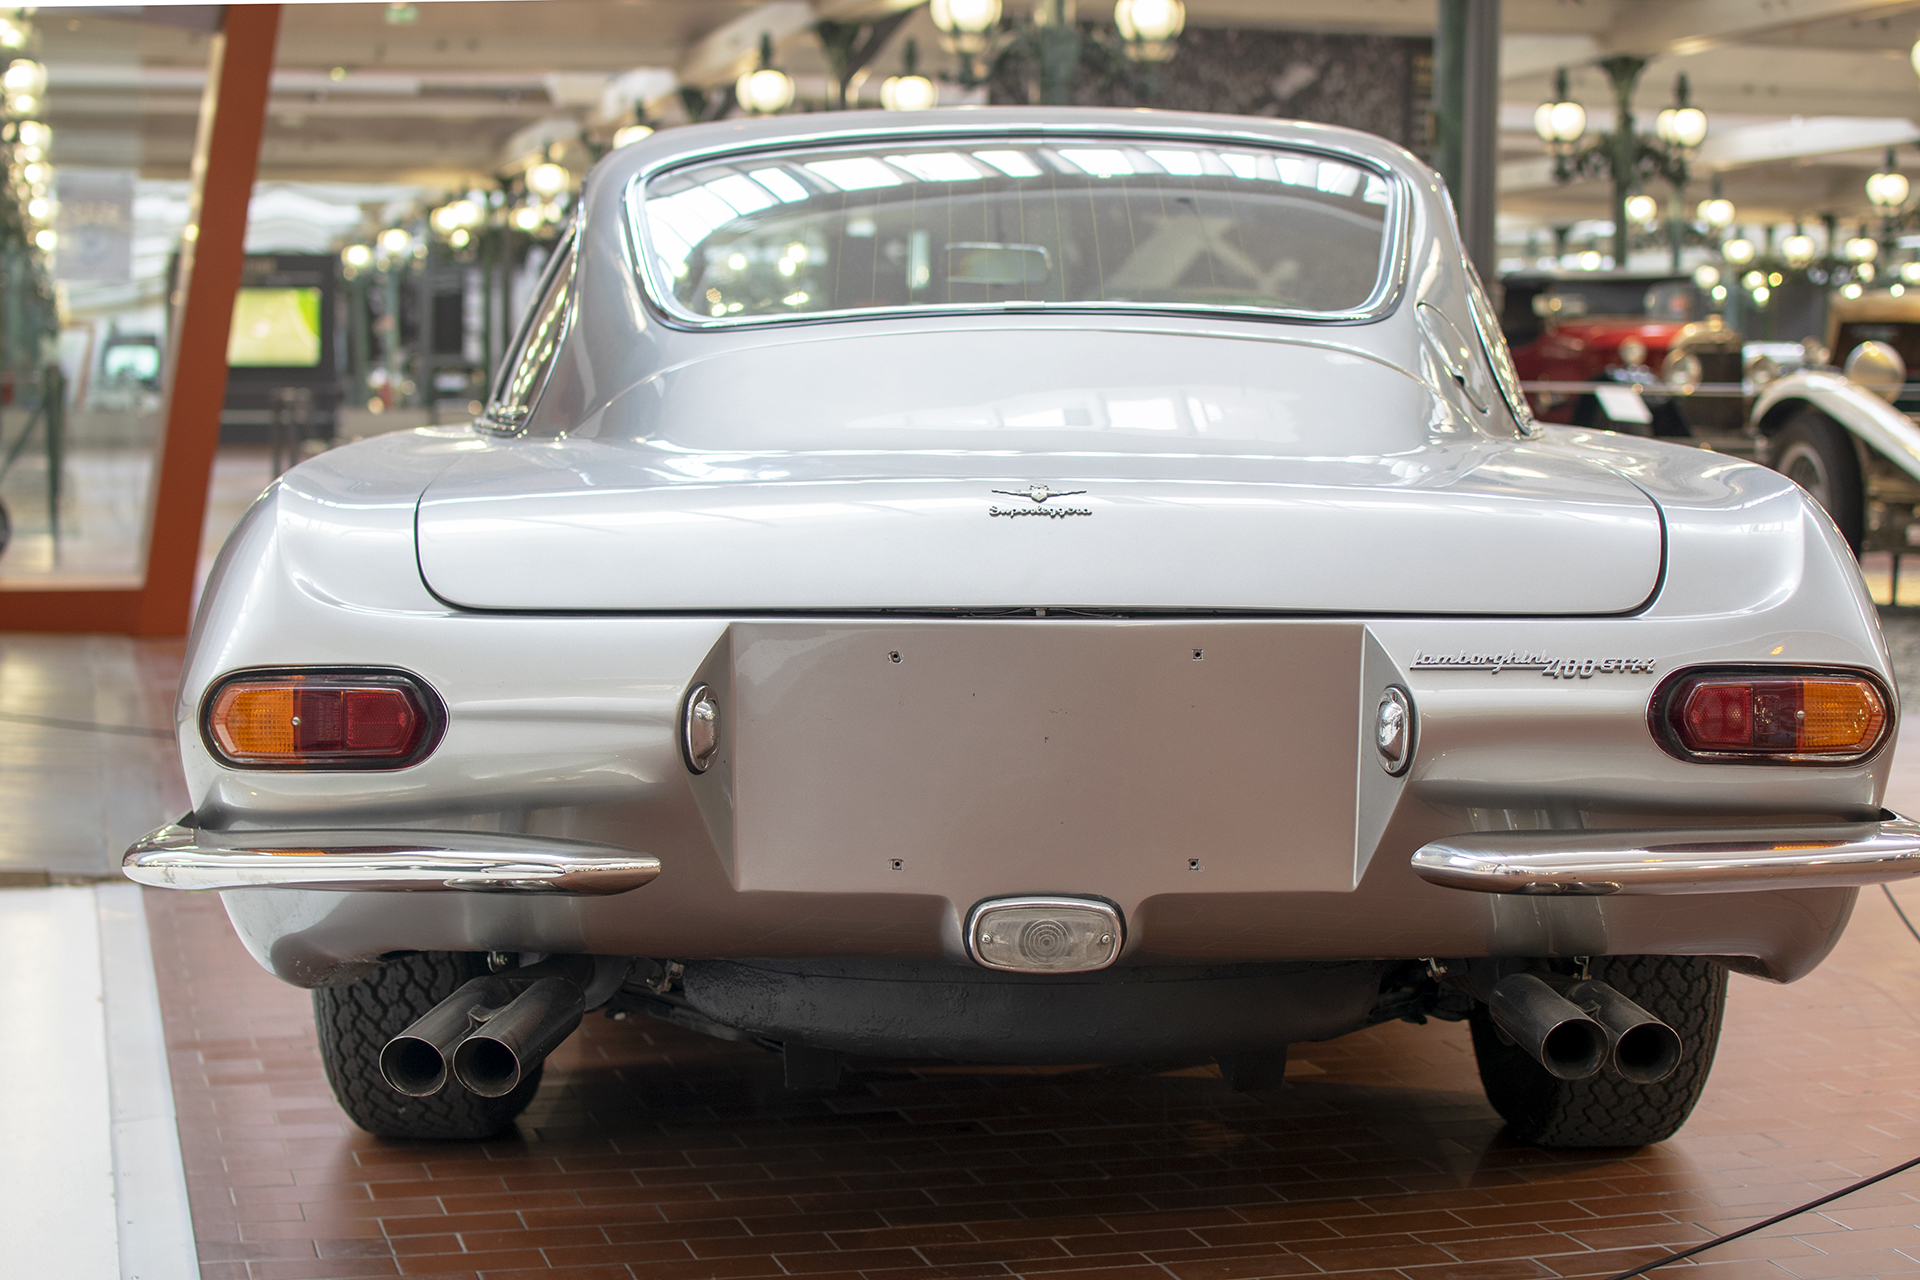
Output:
[1753, 370, 1920, 487]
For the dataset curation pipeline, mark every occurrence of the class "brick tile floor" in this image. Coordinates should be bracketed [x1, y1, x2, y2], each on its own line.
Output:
[143, 881, 1920, 1280]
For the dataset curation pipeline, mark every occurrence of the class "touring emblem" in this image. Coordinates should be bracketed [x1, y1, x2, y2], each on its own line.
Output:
[1411, 649, 1658, 679]
[989, 484, 1092, 518]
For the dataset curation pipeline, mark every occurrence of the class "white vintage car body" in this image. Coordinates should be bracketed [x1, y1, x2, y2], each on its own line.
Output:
[129, 110, 1916, 1076]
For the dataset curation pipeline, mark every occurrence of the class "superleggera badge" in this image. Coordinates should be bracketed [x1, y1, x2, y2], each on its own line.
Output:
[1411, 649, 1657, 679]
[989, 483, 1092, 518]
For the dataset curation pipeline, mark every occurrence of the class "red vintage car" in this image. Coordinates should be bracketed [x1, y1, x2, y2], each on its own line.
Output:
[1503, 272, 1744, 437]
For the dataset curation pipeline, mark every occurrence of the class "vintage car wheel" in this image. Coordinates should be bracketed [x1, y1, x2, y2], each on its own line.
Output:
[1772, 412, 1865, 551]
[313, 951, 543, 1141]
[1469, 955, 1726, 1148]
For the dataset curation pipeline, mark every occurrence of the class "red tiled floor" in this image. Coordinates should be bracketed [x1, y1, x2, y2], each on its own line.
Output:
[143, 880, 1920, 1280]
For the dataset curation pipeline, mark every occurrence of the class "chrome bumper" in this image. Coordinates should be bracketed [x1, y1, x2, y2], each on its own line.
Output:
[1413, 814, 1920, 896]
[122, 824, 660, 895]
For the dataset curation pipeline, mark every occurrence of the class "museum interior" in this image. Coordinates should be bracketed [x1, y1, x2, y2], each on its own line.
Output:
[8, 1, 1920, 1277]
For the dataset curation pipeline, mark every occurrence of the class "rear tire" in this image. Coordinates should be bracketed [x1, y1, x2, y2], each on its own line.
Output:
[1771, 411, 1865, 552]
[314, 951, 542, 1141]
[1470, 955, 1726, 1148]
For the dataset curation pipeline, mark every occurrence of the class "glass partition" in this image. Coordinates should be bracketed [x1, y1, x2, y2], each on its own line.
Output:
[0, 10, 199, 584]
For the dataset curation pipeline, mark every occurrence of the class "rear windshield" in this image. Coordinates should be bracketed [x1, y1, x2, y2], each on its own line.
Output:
[632, 137, 1397, 325]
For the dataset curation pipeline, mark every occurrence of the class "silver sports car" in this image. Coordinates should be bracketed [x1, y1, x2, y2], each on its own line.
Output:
[128, 108, 1918, 1148]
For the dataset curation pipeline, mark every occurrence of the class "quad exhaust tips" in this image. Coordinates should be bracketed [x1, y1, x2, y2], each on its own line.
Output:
[1564, 979, 1683, 1084]
[1487, 973, 1682, 1084]
[379, 975, 584, 1099]
[1489, 974, 1609, 1080]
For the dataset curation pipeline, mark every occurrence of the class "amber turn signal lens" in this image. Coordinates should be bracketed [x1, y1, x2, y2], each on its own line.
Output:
[204, 671, 442, 768]
[1655, 669, 1891, 763]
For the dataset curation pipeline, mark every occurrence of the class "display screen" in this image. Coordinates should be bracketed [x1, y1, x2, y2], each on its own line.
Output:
[227, 286, 322, 367]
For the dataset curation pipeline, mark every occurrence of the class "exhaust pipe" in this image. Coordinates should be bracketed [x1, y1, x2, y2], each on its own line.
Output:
[379, 976, 515, 1097]
[1488, 973, 1608, 1081]
[450, 977, 585, 1098]
[1565, 979, 1683, 1084]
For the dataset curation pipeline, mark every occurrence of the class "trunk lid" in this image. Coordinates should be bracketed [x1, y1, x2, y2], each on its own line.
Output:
[416, 329, 1662, 615]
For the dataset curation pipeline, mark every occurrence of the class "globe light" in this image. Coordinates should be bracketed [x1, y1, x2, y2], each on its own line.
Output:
[0, 17, 26, 50]
[341, 244, 372, 268]
[1903, 262, 1920, 284]
[431, 198, 481, 235]
[1742, 270, 1764, 289]
[931, 0, 1001, 37]
[1752, 285, 1770, 304]
[1625, 193, 1658, 224]
[881, 73, 938, 111]
[1868, 169, 1911, 210]
[1114, 0, 1185, 61]
[736, 65, 794, 114]
[16, 120, 48, 149]
[1577, 249, 1603, 270]
[1783, 234, 1815, 268]
[1847, 235, 1880, 262]
[612, 123, 653, 148]
[1697, 197, 1736, 229]
[1656, 104, 1708, 151]
[450, 228, 470, 249]
[35, 228, 56, 251]
[4, 58, 46, 97]
[1843, 281, 1865, 300]
[526, 162, 570, 197]
[378, 227, 412, 255]
[512, 204, 542, 231]
[1533, 99, 1587, 155]
[1693, 263, 1720, 289]
[1722, 237, 1755, 265]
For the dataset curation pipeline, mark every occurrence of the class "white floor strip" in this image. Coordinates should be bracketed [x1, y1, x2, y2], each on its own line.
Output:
[98, 883, 198, 1280]
[0, 886, 121, 1276]
[0, 885, 198, 1278]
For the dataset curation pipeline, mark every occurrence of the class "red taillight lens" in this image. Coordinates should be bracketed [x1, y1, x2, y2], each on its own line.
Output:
[204, 671, 442, 769]
[1654, 669, 1891, 763]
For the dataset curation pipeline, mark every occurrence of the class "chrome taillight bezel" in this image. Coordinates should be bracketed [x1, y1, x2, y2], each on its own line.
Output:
[1648, 665, 1894, 766]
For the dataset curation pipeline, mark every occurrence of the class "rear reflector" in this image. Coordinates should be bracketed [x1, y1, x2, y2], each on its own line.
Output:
[204, 670, 443, 769]
[1653, 668, 1891, 764]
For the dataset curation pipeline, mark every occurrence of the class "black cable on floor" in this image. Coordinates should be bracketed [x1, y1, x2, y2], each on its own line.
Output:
[1886, 883, 1920, 947]
[1601, 885, 1920, 1279]
[1598, 1153, 1920, 1279]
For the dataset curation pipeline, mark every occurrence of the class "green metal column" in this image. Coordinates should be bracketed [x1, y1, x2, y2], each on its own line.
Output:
[1602, 55, 1647, 270]
[1432, 0, 1466, 215]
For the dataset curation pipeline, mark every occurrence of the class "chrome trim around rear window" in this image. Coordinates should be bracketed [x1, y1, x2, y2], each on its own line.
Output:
[622, 123, 1410, 332]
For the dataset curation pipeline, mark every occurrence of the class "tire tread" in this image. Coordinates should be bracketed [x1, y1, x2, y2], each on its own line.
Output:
[313, 951, 540, 1141]
[1471, 955, 1726, 1148]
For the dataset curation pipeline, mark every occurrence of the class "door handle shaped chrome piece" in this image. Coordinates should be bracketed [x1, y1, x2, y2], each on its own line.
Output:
[123, 823, 660, 895]
[1412, 813, 1920, 896]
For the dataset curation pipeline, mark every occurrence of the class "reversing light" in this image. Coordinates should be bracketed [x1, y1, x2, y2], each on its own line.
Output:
[1652, 668, 1891, 764]
[203, 669, 444, 769]
[967, 896, 1123, 973]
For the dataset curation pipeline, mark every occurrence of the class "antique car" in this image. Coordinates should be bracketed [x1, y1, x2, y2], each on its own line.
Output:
[125, 108, 1919, 1150]
[1505, 271, 1746, 437]
[1747, 289, 1920, 557]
